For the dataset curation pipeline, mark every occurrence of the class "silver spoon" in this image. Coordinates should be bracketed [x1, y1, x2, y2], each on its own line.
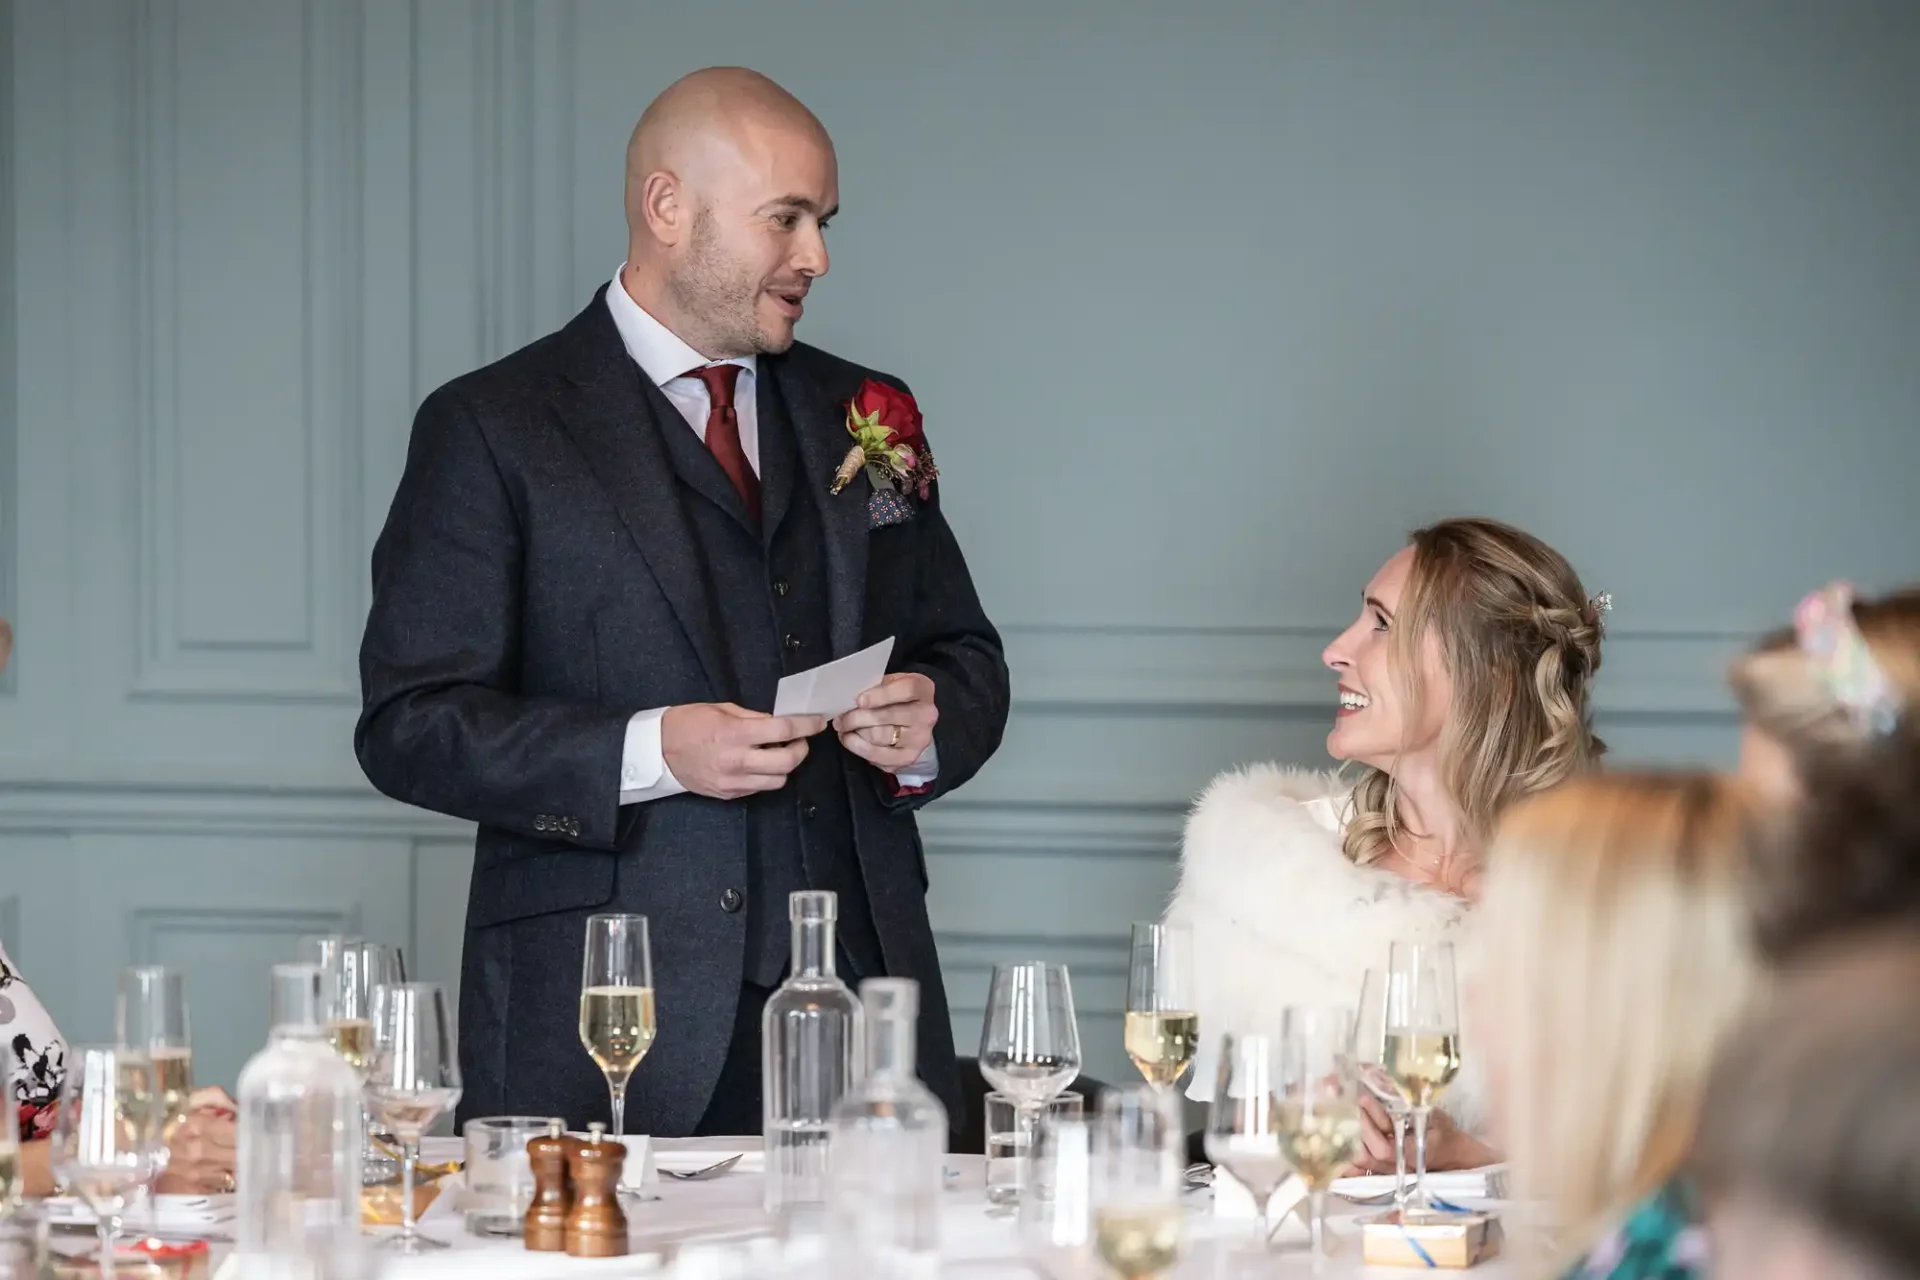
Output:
[659, 1152, 746, 1181]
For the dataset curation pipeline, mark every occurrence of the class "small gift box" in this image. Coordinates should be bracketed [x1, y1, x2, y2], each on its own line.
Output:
[1362, 1208, 1503, 1269]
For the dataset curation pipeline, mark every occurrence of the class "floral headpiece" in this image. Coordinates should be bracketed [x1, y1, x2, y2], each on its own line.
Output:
[1585, 592, 1612, 633]
[1793, 581, 1900, 736]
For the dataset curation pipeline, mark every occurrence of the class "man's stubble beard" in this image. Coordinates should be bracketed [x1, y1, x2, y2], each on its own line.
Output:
[666, 208, 790, 357]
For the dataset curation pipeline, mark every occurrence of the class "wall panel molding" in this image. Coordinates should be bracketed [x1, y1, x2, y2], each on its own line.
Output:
[1002, 623, 1752, 716]
[0, 0, 14, 701]
[130, 904, 359, 965]
[129, 0, 363, 705]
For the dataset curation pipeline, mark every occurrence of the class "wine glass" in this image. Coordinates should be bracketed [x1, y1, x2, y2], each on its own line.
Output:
[115, 967, 191, 1144]
[1018, 1111, 1096, 1279]
[1356, 969, 1412, 1214]
[1203, 1032, 1290, 1254]
[1124, 923, 1198, 1092]
[364, 983, 462, 1252]
[1384, 942, 1462, 1219]
[1277, 1006, 1361, 1274]
[980, 961, 1081, 1179]
[1090, 1089, 1182, 1280]
[49, 1047, 166, 1275]
[578, 914, 656, 1138]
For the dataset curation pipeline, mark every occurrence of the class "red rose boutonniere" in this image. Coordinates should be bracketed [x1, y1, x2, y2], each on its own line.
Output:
[829, 379, 939, 501]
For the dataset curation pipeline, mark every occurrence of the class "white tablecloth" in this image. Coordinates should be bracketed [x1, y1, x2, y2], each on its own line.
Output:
[339, 1137, 1527, 1278]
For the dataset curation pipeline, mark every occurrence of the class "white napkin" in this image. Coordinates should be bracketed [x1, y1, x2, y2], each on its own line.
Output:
[566, 1131, 655, 1189]
[42, 1193, 235, 1229]
[1331, 1164, 1508, 1202]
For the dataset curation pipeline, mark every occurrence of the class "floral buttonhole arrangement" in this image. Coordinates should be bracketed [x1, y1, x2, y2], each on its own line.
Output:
[829, 379, 939, 527]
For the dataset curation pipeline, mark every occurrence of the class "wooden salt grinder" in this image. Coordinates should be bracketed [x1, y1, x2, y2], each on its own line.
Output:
[564, 1122, 629, 1258]
[523, 1119, 574, 1251]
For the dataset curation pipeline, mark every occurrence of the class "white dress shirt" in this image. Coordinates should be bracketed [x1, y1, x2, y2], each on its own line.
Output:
[606, 270, 937, 803]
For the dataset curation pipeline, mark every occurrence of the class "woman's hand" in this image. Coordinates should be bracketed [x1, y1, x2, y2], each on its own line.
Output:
[154, 1097, 238, 1194]
[1344, 1097, 1500, 1176]
[1345, 1092, 1401, 1175]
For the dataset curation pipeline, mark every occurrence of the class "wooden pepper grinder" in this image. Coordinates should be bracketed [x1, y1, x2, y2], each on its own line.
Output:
[523, 1119, 575, 1251]
[564, 1122, 630, 1258]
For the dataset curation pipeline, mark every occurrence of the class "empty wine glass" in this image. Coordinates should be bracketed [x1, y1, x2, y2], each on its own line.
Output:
[1277, 1006, 1361, 1274]
[1356, 968, 1412, 1214]
[1385, 942, 1462, 1219]
[1124, 923, 1198, 1092]
[115, 967, 191, 1145]
[49, 1047, 166, 1275]
[981, 961, 1080, 1130]
[1090, 1089, 1182, 1280]
[365, 983, 462, 1253]
[1203, 1032, 1290, 1254]
[579, 915, 656, 1138]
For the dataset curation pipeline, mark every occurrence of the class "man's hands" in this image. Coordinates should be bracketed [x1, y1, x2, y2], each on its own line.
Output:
[832, 673, 938, 772]
[661, 704, 828, 800]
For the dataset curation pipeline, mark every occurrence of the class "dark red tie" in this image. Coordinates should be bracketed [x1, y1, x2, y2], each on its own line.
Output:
[689, 364, 759, 522]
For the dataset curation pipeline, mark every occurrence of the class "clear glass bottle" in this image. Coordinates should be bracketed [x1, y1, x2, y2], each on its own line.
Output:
[762, 890, 865, 1221]
[233, 963, 366, 1275]
[825, 978, 947, 1277]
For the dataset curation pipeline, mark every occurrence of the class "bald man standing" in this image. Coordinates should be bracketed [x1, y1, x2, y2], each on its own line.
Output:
[355, 68, 1006, 1136]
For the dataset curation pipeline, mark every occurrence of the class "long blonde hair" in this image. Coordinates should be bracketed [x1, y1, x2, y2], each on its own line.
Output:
[1728, 585, 1920, 754]
[1345, 518, 1606, 867]
[1478, 772, 1761, 1262]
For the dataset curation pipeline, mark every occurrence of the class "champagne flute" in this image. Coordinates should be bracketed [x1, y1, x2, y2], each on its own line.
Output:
[322, 941, 405, 1181]
[578, 914, 656, 1138]
[1356, 969, 1413, 1214]
[115, 967, 191, 1144]
[365, 982, 462, 1252]
[49, 1047, 166, 1275]
[1277, 1006, 1361, 1273]
[1203, 1032, 1290, 1253]
[1385, 942, 1462, 1219]
[980, 962, 1081, 1170]
[1090, 1089, 1182, 1280]
[1123, 923, 1198, 1092]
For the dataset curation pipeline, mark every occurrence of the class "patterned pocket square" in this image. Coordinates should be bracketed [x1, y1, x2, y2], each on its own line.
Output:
[867, 489, 915, 529]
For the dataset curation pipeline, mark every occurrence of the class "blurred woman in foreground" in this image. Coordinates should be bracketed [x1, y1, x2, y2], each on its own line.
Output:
[1476, 772, 1762, 1280]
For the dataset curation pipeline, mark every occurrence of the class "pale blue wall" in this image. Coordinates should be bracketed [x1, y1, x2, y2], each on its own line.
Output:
[3, 0, 1918, 1092]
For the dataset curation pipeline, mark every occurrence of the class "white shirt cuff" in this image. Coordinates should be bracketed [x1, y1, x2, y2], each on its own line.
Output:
[619, 707, 687, 804]
[890, 743, 940, 787]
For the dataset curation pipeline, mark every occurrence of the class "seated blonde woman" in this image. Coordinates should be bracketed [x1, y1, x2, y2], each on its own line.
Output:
[1165, 516, 1607, 1172]
[1478, 772, 1763, 1280]
[1729, 581, 1920, 802]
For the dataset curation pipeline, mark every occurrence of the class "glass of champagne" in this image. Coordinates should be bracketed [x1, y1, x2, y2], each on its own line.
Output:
[365, 982, 462, 1252]
[980, 962, 1082, 1165]
[1203, 1032, 1290, 1254]
[324, 942, 405, 1182]
[579, 914, 656, 1138]
[49, 1047, 166, 1272]
[1090, 1089, 1182, 1280]
[1123, 923, 1198, 1092]
[115, 967, 191, 1145]
[1356, 969, 1413, 1214]
[1385, 942, 1462, 1219]
[1277, 1006, 1361, 1273]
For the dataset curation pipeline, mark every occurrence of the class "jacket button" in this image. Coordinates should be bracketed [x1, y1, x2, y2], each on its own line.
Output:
[802, 802, 818, 820]
[783, 634, 801, 652]
[564, 818, 580, 838]
[720, 888, 744, 914]
[534, 815, 551, 832]
[773, 579, 791, 597]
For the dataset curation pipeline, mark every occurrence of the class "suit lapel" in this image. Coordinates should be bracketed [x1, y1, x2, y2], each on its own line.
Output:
[755, 373, 796, 544]
[551, 290, 738, 700]
[768, 355, 868, 659]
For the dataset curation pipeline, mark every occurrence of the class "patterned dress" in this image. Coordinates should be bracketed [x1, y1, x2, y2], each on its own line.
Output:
[0, 939, 66, 1140]
[1563, 1182, 1709, 1280]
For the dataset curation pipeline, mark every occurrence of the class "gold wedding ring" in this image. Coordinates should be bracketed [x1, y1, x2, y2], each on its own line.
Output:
[889, 725, 902, 749]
